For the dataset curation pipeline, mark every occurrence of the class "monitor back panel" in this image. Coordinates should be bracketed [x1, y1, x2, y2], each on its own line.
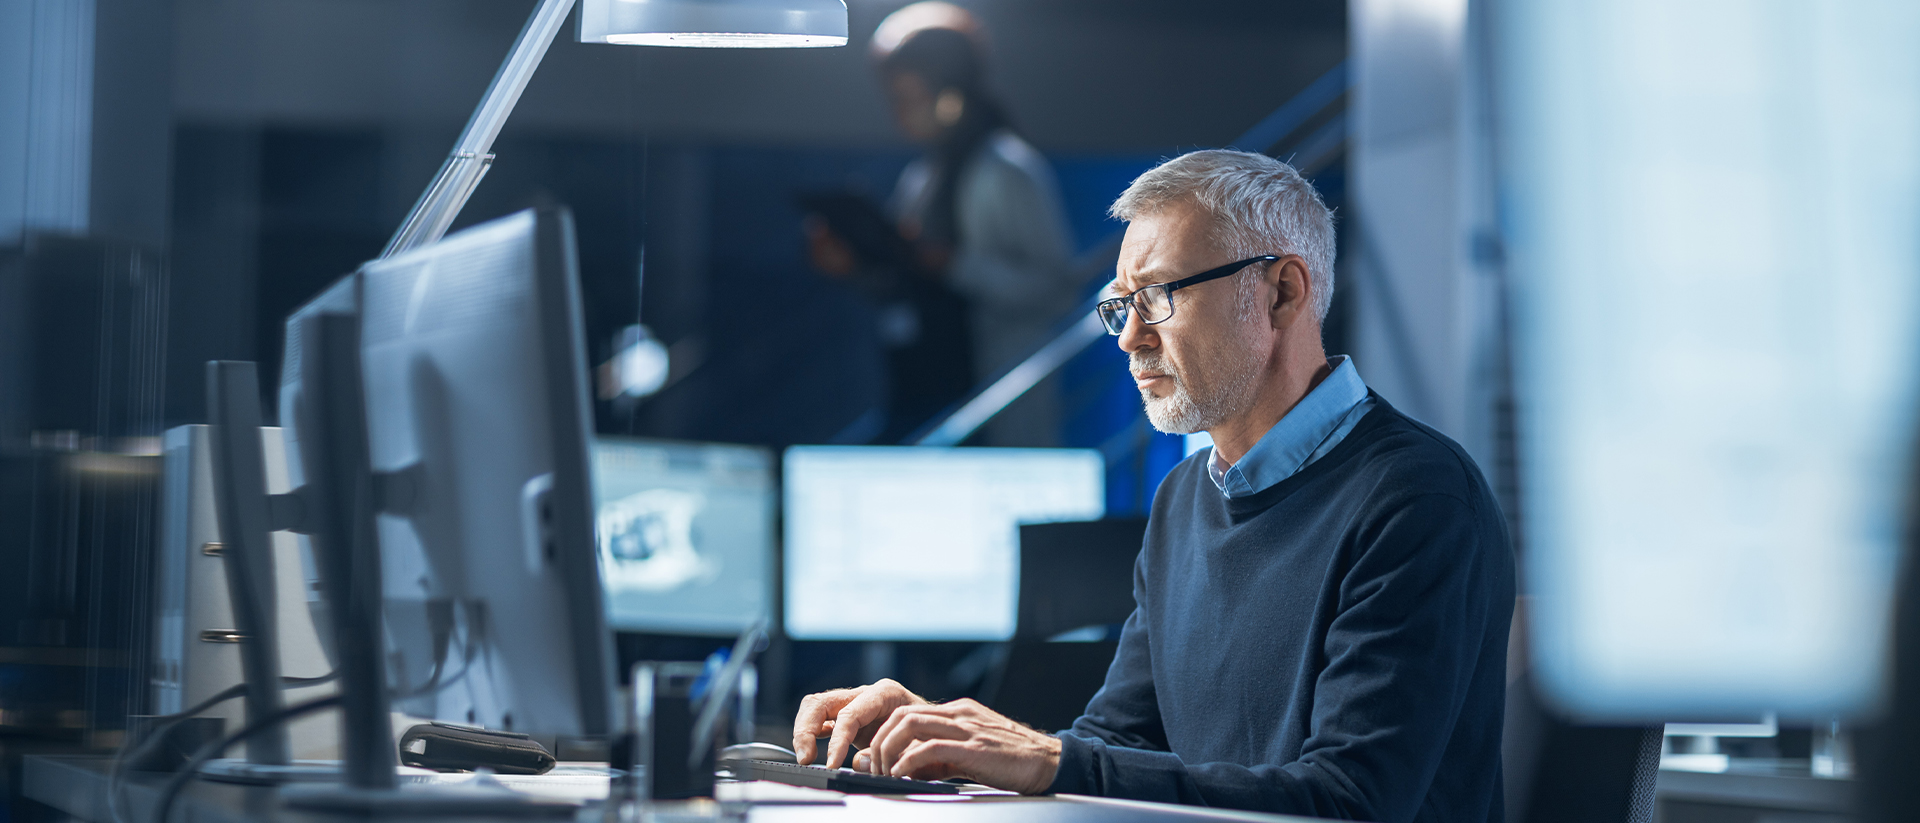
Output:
[357, 207, 611, 736]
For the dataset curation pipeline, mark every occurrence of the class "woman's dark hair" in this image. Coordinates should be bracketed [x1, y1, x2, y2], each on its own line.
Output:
[881, 26, 1012, 250]
[880, 26, 983, 98]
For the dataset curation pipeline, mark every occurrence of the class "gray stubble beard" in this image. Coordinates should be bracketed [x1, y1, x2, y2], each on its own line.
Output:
[1133, 344, 1262, 436]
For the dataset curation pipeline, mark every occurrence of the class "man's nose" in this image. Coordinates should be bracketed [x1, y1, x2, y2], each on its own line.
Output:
[1116, 307, 1156, 353]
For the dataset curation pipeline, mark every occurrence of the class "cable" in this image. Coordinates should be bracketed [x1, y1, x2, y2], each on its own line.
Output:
[137, 670, 338, 751]
[390, 606, 486, 703]
[284, 670, 342, 687]
[107, 683, 246, 823]
[109, 672, 341, 823]
[389, 638, 477, 703]
[149, 695, 343, 823]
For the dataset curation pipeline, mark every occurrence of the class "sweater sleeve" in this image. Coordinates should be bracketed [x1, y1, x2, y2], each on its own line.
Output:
[1048, 492, 1507, 822]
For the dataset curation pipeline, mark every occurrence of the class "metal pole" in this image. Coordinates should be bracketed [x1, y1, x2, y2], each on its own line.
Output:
[913, 312, 1107, 447]
[382, 0, 578, 258]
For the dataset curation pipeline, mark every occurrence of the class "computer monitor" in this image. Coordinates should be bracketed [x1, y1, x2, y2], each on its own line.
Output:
[782, 446, 1105, 641]
[1506, 5, 1920, 721]
[591, 436, 775, 635]
[356, 206, 613, 737]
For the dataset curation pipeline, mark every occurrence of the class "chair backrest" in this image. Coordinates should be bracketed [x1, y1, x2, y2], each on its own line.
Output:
[980, 641, 1121, 732]
[1014, 518, 1148, 641]
[973, 518, 1146, 728]
[1507, 710, 1663, 823]
[1505, 597, 1665, 823]
[1625, 726, 1663, 823]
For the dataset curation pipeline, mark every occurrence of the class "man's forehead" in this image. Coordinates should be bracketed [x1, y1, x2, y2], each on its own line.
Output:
[1113, 213, 1206, 292]
[1105, 264, 1181, 297]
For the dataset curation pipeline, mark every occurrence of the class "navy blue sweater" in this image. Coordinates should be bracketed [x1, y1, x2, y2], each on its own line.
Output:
[1050, 397, 1515, 822]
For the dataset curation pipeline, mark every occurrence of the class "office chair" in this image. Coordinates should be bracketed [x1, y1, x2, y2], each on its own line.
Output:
[1503, 598, 1664, 823]
[974, 518, 1148, 731]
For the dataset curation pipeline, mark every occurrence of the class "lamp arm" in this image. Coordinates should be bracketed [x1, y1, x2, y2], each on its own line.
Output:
[382, 0, 579, 259]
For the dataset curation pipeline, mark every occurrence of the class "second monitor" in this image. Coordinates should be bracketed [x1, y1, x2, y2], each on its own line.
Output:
[783, 446, 1105, 641]
[592, 436, 776, 635]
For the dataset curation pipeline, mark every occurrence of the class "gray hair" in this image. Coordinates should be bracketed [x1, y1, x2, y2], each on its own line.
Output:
[1109, 150, 1337, 322]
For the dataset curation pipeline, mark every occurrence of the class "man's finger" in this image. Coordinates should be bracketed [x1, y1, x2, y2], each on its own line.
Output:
[890, 737, 970, 782]
[865, 701, 938, 773]
[825, 688, 895, 770]
[862, 703, 914, 774]
[790, 694, 822, 764]
[824, 717, 853, 770]
[872, 709, 967, 776]
[791, 690, 851, 765]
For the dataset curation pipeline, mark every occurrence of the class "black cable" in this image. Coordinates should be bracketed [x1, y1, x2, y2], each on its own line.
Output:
[110, 671, 341, 823]
[149, 694, 343, 823]
[397, 648, 475, 701]
[158, 684, 249, 726]
[391, 611, 483, 702]
[142, 670, 338, 743]
[117, 670, 340, 775]
[108, 683, 250, 823]
[283, 670, 342, 686]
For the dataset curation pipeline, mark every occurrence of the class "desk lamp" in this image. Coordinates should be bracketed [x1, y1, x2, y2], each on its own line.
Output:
[383, 0, 848, 259]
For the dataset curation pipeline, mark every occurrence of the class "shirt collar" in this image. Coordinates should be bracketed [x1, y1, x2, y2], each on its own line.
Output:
[1207, 355, 1369, 497]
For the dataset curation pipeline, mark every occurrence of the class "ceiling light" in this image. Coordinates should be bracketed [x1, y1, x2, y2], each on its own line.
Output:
[579, 0, 849, 48]
[385, 0, 848, 258]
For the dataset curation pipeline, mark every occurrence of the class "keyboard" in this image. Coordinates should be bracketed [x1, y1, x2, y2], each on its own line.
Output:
[719, 759, 962, 795]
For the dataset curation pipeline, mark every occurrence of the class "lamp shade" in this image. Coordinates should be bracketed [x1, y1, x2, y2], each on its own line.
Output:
[578, 0, 847, 48]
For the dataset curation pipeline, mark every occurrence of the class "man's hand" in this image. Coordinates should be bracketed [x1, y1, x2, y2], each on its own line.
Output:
[791, 679, 928, 768]
[804, 217, 858, 279]
[854, 698, 1062, 795]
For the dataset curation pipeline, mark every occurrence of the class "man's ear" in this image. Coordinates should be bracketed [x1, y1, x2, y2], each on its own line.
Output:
[1267, 256, 1312, 330]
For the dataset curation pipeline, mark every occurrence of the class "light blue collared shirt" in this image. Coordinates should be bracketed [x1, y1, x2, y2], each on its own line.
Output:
[1207, 355, 1374, 498]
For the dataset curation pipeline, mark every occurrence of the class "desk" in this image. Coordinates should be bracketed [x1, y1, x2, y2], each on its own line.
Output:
[1654, 767, 1853, 823]
[22, 756, 1324, 823]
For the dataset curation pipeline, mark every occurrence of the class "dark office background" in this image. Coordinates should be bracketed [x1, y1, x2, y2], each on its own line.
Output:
[13, 3, 1920, 823]
[159, 0, 1351, 515]
[1, 0, 1350, 774]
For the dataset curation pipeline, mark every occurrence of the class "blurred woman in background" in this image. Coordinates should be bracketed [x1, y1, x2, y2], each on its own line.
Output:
[810, 2, 1079, 445]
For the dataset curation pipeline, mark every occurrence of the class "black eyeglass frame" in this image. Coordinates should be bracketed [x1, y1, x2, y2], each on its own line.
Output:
[1096, 255, 1281, 335]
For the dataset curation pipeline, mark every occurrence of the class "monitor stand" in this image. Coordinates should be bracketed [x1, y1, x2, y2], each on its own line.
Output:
[204, 757, 586, 817]
[204, 362, 361, 788]
[279, 779, 581, 817]
[204, 361, 295, 775]
[200, 758, 342, 785]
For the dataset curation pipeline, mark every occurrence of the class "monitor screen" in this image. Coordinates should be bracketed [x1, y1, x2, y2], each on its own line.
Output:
[783, 446, 1105, 641]
[592, 436, 775, 635]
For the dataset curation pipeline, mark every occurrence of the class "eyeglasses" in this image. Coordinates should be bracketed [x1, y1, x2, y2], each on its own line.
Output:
[1096, 255, 1279, 335]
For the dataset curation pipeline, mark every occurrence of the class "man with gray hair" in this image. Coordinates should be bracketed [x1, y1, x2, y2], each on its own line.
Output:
[791, 150, 1514, 822]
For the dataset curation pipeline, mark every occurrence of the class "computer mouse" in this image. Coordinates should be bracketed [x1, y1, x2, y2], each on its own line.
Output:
[717, 742, 799, 764]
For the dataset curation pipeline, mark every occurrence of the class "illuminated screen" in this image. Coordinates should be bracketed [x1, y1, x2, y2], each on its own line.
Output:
[783, 447, 1105, 641]
[592, 437, 774, 635]
[1500, 1, 1920, 718]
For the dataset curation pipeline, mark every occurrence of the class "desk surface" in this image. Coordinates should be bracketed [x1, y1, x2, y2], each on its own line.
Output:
[23, 755, 1325, 823]
[1655, 766, 1853, 814]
